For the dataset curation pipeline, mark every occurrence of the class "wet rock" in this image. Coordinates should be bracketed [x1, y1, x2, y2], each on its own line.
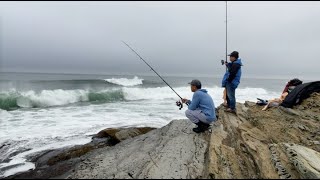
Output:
[0, 140, 31, 164]
[5, 127, 155, 179]
[0, 163, 26, 173]
[94, 127, 155, 142]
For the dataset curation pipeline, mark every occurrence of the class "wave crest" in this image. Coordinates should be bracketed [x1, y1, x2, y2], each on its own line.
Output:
[0, 89, 125, 110]
[104, 76, 143, 86]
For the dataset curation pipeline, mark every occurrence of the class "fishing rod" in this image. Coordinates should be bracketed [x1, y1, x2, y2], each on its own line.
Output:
[122, 41, 188, 110]
[225, 1, 228, 71]
[221, 1, 228, 72]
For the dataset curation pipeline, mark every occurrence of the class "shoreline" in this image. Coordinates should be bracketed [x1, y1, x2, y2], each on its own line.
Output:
[2, 127, 155, 179]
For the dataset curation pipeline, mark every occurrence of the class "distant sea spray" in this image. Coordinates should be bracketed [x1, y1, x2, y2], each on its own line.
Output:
[104, 76, 143, 86]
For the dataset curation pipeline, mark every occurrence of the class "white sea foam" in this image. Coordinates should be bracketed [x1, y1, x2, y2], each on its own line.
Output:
[0, 86, 281, 109]
[0, 89, 123, 109]
[0, 110, 13, 119]
[16, 89, 88, 108]
[0, 138, 91, 178]
[1, 162, 35, 178]
[104, 76, 143, 86]
[122, 86, 280, 103]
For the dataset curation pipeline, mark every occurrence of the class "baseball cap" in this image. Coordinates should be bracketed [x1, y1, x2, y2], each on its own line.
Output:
[188, 79, 201, 87]
[228, 51, 239, 57]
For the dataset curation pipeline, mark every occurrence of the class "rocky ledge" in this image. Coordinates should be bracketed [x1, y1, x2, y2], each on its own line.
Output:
[207, 92, 320, 179]
[5, 93, 320, 179]
[4, 127, 155, 179]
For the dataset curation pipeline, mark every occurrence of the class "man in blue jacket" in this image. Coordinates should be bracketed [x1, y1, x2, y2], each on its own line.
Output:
[222, 51, 243, 114]
[182, 79, 216, 133]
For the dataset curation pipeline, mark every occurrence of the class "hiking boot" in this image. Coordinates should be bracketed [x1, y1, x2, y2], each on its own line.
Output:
[193, 121, 210, 133]
[224, 108, 237, 114]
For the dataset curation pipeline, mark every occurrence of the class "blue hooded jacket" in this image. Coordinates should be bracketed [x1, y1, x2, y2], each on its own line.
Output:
[222, 58, 242, 88]
[187, 89, 216, 122]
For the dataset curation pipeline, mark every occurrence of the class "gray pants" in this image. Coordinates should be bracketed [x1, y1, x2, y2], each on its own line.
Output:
[185, 109, 211, 124]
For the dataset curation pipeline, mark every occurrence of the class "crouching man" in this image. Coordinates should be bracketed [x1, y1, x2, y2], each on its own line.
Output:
[182, 79, 217, 133]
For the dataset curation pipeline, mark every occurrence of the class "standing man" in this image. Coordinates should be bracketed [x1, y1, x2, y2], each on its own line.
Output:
[182, 79, 216, 133]
[222, 51, 243, 114]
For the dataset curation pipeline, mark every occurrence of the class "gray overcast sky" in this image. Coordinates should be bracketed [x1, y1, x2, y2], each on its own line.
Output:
[0, 1, 319, 79]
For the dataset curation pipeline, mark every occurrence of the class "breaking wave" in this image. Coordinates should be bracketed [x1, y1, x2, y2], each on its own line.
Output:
[104, 76, 143, 86]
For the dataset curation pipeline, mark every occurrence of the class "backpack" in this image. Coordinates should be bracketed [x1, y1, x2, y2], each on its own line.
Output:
[289, 78, 303, 86]
[281, 81, 320, 108]
[282, 78, 303, 93]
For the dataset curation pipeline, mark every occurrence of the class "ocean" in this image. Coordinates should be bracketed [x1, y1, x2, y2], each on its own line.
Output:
[0, 72, 291, 177]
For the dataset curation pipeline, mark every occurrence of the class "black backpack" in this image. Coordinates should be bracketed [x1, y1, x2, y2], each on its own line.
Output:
[281, 81, 320, 108]
[289, 78, 303, 86]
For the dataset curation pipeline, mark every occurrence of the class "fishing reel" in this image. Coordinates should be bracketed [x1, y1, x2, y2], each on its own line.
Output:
[176, 101, 183, 110]
[176, 100, 189, 110]
[221, 59, 229, 65]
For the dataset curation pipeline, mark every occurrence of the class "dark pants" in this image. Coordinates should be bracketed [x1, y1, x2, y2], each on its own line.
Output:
[226, 82, 236, 110]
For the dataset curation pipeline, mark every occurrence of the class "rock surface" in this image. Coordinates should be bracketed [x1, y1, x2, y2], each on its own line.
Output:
[4, 127, 155, 179]
[206, 92, 320, 179]
[284, 143, 320, 179]
[66, 120, 210, 179]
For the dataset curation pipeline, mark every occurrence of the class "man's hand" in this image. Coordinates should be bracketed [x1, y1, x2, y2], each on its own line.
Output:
[181, 98, 189, 104]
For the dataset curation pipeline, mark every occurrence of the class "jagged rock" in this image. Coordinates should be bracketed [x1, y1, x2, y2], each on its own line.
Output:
[279, 106, 301, 116]
[284, 143, 320, 179]
[244, 101, 256, 107]
[314, 141, 320, 145]
[94, 127, 155, 143]
[6, 127, 155, 179]
[297, 125, 311, 132]
[207, 93, 320, 179]
[67, 120, 209, 179]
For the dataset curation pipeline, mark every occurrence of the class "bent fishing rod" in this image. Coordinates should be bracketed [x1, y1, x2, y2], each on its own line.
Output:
[122, 41, 189, 110]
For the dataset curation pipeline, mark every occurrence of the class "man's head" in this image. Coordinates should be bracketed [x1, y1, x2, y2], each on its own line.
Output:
[188, 79, 201, 92]
[228, 51, 239, 62]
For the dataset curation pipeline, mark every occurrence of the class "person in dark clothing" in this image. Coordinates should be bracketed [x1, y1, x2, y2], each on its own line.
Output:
[221, 51, 243, 114]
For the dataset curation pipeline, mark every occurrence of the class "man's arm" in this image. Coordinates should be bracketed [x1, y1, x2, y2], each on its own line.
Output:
[225, 62, 231, 70]
[227, 63, 241, 82]
[188, 92, 200, 110]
